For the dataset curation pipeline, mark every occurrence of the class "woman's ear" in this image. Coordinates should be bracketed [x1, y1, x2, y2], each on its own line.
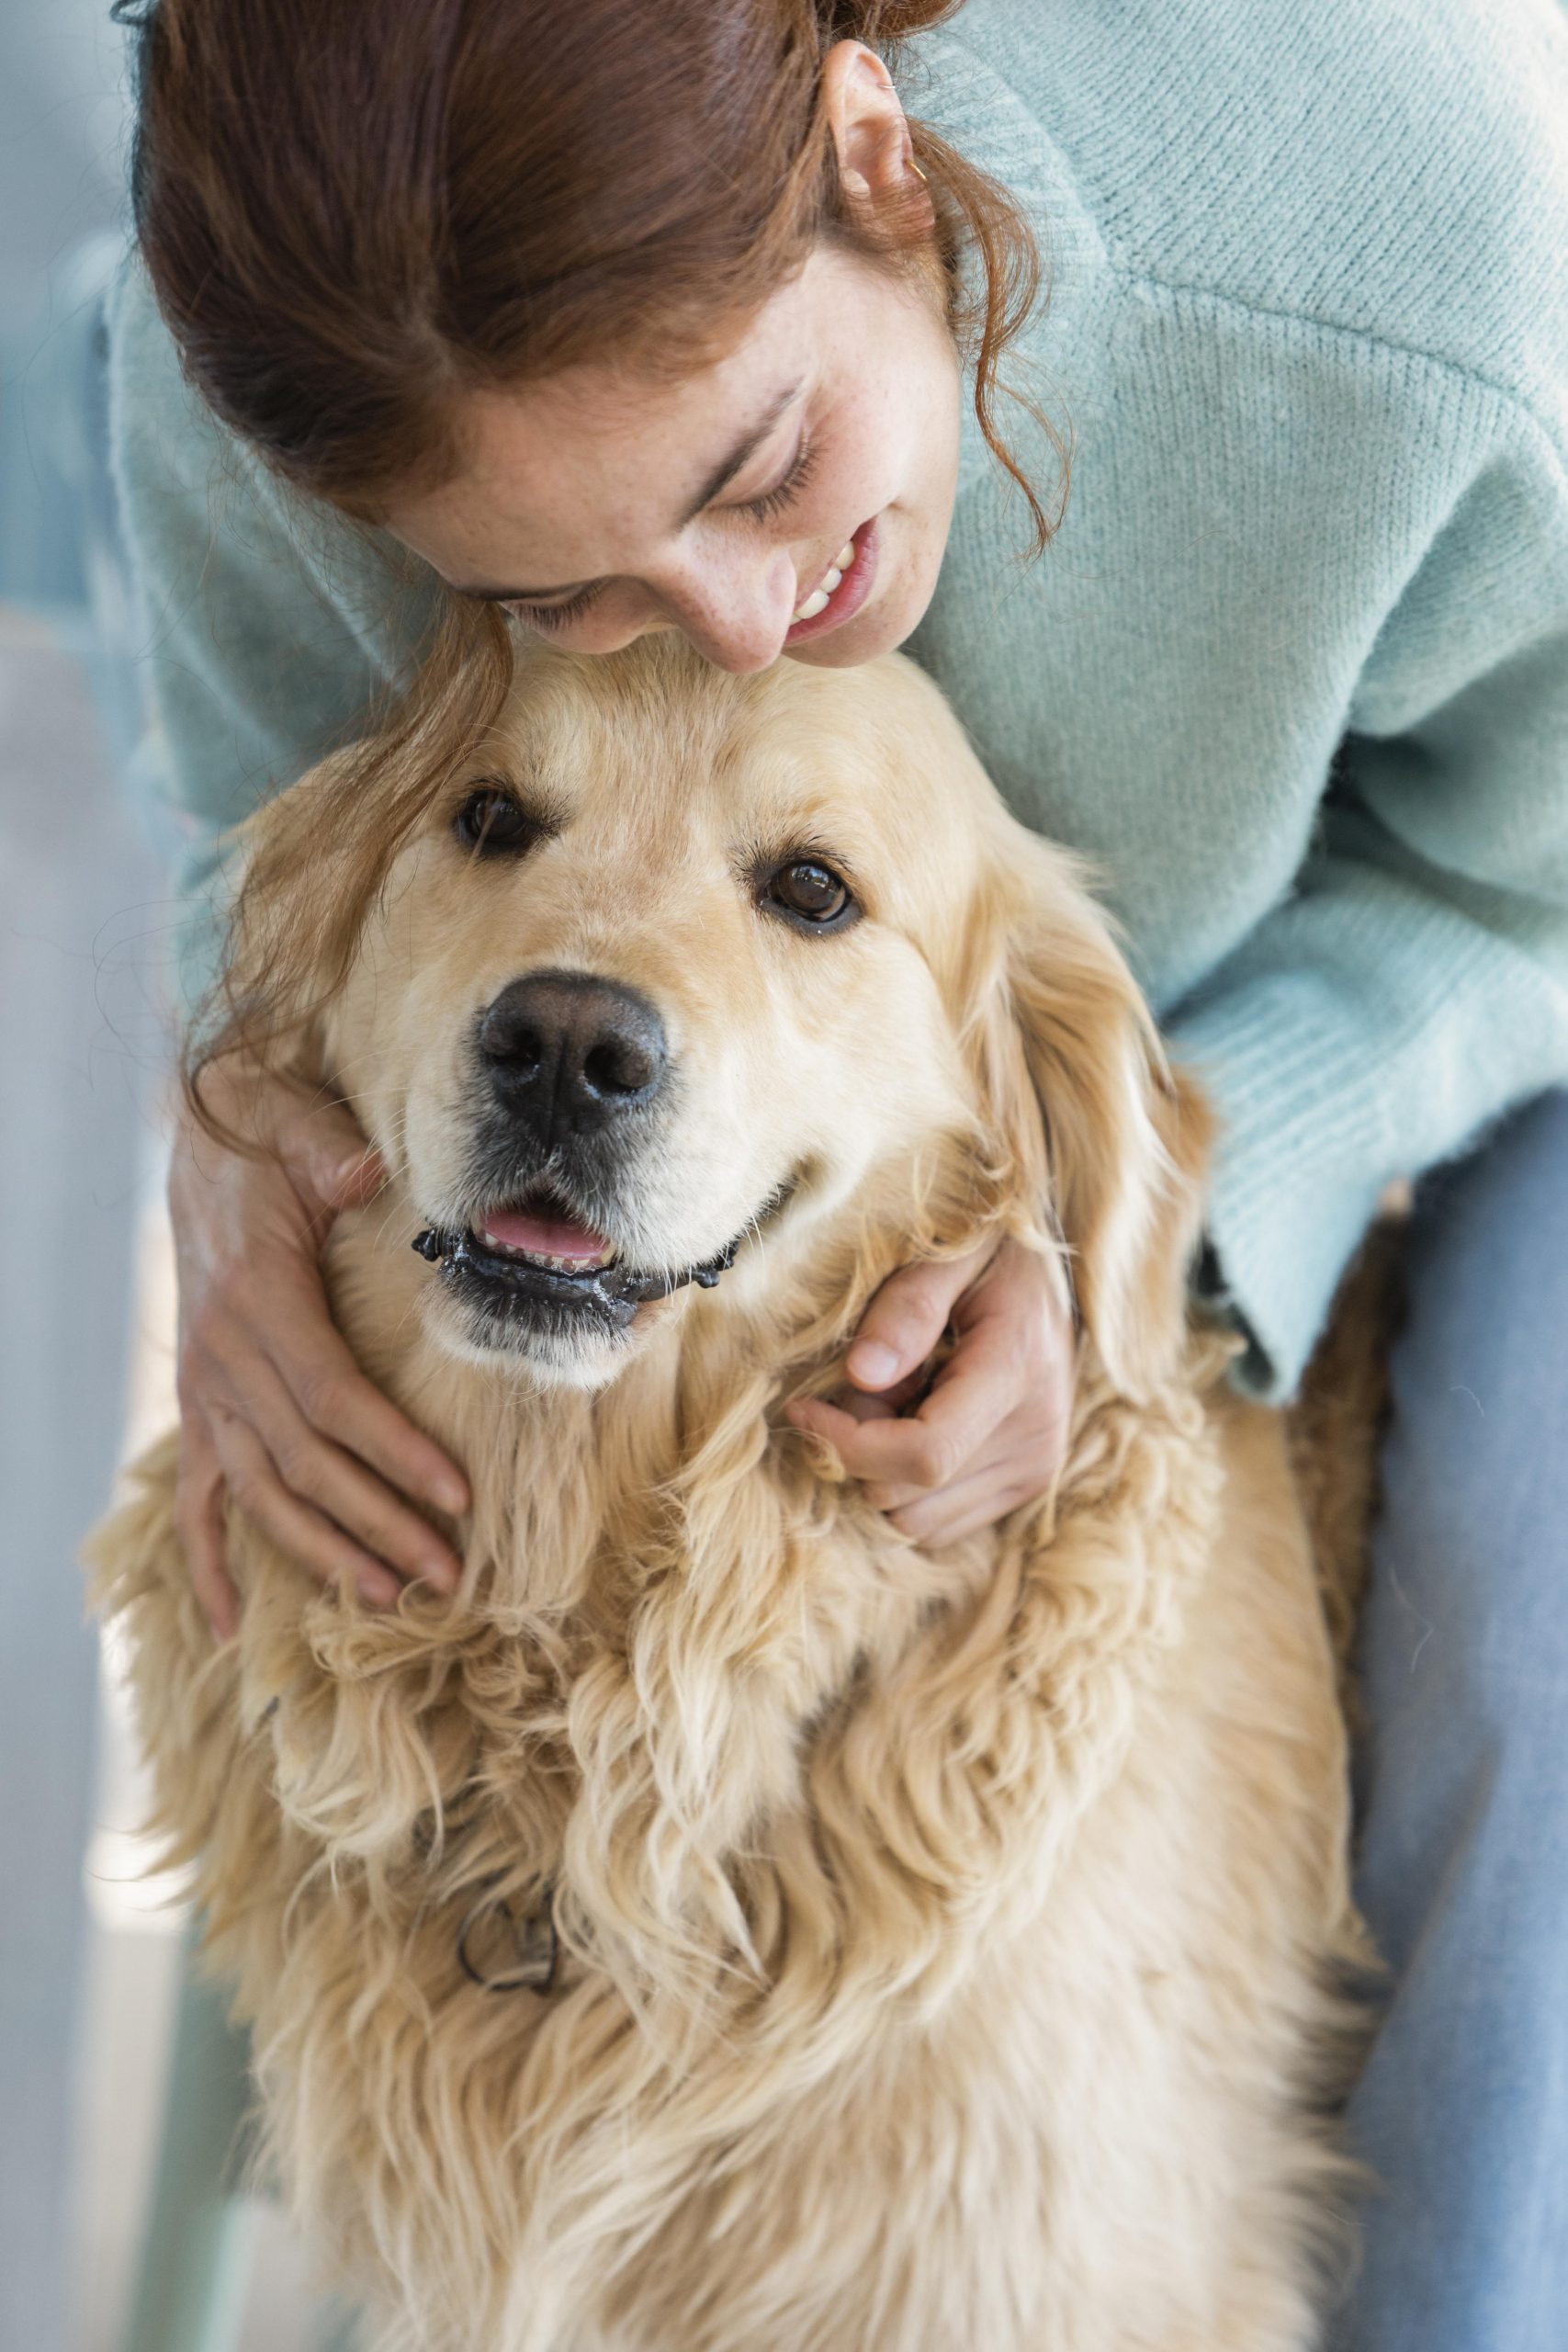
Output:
[968, 843, 1213, 1401]
[821, 40, 936, 232]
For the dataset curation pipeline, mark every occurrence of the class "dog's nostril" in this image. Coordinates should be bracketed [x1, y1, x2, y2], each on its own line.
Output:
[582, 1038, 655, 1098]
[511, 1025, 546, 1079]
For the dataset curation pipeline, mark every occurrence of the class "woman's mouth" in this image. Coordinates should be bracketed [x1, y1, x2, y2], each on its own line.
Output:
[791, 537, 855, 623]
[784, 518, 879, 645]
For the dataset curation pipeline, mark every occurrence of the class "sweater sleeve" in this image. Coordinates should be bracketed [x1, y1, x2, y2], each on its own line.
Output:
[105, 259, 442, 1011]
[1167, 398, 1568, 1398]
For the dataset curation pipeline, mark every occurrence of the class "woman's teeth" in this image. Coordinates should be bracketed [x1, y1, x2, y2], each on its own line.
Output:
[793, 540, 857, 624]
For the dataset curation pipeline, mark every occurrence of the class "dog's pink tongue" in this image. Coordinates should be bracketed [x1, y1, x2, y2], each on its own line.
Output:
[479, 1203, 612, 1261]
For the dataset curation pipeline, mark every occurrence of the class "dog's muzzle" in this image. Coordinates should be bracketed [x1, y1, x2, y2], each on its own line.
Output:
[415, 970, 791, 1357]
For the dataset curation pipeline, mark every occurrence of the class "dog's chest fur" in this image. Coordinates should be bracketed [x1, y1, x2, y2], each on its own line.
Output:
[94, 1214, 1359, 2352]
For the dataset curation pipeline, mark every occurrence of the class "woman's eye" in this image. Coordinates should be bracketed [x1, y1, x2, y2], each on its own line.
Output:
[453, 786, 536, 856]
[762, 857, 858, 931]
[740, 435, 818, 524]
[502, 584, 603, 632]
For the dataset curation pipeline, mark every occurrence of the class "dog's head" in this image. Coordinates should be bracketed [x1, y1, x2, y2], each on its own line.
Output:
[222, 636, 1206, 1399]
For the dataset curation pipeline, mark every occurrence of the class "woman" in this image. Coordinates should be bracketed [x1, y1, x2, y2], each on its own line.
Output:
[109, 0, 1568, 2343]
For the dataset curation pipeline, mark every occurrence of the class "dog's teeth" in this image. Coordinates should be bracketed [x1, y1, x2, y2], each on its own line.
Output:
[479, 1229, 615, 1272]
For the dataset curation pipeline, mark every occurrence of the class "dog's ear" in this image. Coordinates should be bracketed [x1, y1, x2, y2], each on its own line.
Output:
[965, 841, 1213, 1401]
[199, 600, 514, 1073]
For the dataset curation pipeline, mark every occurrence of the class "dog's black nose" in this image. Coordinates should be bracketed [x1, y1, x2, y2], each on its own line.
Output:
[478, 969, 668, 1147]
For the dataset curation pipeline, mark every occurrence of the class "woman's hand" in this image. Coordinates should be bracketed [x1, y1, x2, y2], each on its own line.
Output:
[169, 1056, 470, 1642]
[784, 1235, 1076, 1546]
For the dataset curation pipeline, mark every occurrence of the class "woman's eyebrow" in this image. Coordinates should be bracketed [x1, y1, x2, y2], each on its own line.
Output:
[677, 379, 803, 525]
[446, 379, 805, 602]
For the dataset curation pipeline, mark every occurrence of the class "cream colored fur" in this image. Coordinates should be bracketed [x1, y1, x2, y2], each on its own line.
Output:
[89, 639, 1368, 2351]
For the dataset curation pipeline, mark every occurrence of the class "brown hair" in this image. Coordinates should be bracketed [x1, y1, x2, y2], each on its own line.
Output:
[122, 0, 1054, 538]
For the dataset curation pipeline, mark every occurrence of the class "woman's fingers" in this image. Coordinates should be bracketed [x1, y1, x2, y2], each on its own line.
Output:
[794, 1301, 1022, 1493]
[272, 1092, 389, 1225]
[820, 1372, 926, 1425]
[787, 1234, 1077, 1544]
[185, 1258, 466, 1591]
[258, 1267, 469, 1521]
[183, 1232, 470, 1523]
[221, 1345, 463, 1590]
[205, 1405, 404, 1610]
[168, 1056, 472, 1628]
[843, 1243, 994, 1392]
[866, 1385, 1071, 1514]
[886, 1459, 1050, 1550]
[195, 1055, 380, 1204]
[173, 1420, 240, 1643]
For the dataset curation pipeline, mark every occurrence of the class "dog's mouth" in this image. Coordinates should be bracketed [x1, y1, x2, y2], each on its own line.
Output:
[412, 1180, 790, 1347]
[469, 1194, 623, 1278]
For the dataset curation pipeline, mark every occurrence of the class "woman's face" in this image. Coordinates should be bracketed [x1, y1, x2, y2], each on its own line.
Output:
[383, 243, 962, 673]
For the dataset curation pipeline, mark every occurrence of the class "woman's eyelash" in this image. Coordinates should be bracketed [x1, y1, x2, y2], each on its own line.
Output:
[501, 436, 819, 627]
[740, 436, 818, 522]
[503, 584, 604, 630]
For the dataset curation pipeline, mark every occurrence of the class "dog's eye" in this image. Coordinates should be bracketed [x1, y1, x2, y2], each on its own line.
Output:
[454, 786, 536, 857]
[762, 858, 859, 933]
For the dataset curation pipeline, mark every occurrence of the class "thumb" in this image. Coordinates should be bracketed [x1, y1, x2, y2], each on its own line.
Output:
[276, 1097, 387, 1218]
[846, 1243, 993, 1392]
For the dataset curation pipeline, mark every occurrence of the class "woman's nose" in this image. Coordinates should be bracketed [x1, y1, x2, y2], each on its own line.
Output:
[660, 550, 798, 673]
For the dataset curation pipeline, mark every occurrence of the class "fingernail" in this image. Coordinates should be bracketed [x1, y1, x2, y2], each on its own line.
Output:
[432, 1475, 468, 1515]
[423, 1555, 459, 1593]
[356, 1570, 397, 1610]
[848, 1340, 900, 1388]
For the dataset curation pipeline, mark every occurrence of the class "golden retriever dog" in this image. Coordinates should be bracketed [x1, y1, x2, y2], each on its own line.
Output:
[90, 635, 1370, 2352]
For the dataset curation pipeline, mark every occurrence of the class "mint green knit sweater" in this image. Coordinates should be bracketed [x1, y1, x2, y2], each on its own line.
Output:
[107, 0, 1568, 1399]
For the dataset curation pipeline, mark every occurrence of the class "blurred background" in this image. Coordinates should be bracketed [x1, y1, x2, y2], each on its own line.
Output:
[2, 8, 335, 2346]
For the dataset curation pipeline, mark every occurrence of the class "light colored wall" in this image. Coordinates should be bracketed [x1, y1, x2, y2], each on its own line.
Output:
[0, 1, 128, 325]
[0, 15, 145, 2351]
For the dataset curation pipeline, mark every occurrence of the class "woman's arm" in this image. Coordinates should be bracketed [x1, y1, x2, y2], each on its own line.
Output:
[818, 397, 1568, 1519]
[1168, 400, 1568, 1397]
[107, 258, 441, 1006]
